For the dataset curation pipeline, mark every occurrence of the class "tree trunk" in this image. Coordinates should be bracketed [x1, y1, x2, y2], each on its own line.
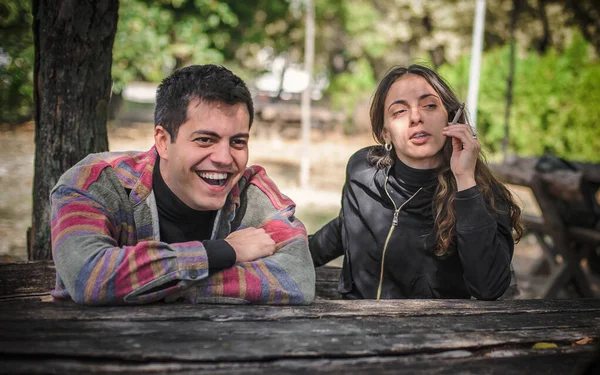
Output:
[30, 0, 119, 260]
[537, 0, 551, 53]
[565, 0, 600, 55]
[503, 0, 520, 161]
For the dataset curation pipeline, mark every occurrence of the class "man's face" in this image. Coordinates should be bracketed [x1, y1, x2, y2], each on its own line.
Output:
[155, 98, 250, 211]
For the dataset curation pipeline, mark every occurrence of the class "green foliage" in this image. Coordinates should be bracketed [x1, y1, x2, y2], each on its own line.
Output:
[111, 0, 237, 92]
[2, 0, 599, 164]
[0, 0, 34, 124]
[327, 58, 375, 132]
[440, 33, 600, 162]
[111, 0, 301, 91]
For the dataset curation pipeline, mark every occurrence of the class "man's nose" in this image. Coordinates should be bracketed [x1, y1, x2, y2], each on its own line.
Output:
[211, 142, 233, 167]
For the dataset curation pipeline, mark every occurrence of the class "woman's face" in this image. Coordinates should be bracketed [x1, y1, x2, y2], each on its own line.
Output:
[383, 74, 449, 169]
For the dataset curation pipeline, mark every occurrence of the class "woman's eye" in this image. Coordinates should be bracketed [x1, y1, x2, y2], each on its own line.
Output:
[392, 109, 406, 116]
[424, 104, 437, 109]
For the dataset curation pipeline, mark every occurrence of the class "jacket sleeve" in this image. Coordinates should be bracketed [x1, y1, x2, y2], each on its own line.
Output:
[171, 167, 316, 305]
[308, 214, 344, 267]
[454, 186, 515, 300]
[309, 151, 364, 268]
[50, 182, 214, 306]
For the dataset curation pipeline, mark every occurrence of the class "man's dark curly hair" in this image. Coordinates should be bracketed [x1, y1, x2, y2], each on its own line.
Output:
[154, 64, 254, 142]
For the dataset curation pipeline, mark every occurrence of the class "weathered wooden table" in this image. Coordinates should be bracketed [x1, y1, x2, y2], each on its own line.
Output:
[490, 157, 600, 298]
[1, 265, 599, 374]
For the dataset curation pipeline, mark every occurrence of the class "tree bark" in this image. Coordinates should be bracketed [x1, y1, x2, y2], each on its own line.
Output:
[30, 0, 119, 260]
[503, 0, 521, 160]
[564, 0, 600, 55]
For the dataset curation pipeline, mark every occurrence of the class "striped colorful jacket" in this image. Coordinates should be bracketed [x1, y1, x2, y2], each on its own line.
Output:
[50, 147, 315, 305]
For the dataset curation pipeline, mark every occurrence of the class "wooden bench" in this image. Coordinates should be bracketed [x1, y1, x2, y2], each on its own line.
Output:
[1, 261, 600, 374]
[491, 157, 600, 298]
[0, 261, 344, 301]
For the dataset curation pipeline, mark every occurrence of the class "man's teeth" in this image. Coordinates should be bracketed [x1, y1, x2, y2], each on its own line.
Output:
[197, 172, 228, 186]
[197, 172, 228, 180]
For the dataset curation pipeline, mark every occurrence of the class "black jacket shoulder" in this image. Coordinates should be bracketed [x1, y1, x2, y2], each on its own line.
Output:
[347, 146, 376, 173]
[346, 146, 385, 185]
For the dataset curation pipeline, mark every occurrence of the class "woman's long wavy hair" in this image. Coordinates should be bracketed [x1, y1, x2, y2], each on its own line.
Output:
[367, 64, 523, 256]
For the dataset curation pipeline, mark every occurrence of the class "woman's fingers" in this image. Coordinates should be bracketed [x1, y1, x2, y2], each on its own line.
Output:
[442, 124, 480, 151]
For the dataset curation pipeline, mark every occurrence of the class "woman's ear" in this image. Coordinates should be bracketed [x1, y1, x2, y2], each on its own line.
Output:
[154, 126, 171, 160]
[381, 129, 391, 145]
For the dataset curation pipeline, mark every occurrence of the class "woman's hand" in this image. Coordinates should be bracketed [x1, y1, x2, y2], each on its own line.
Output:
[442, 123, 480, 191]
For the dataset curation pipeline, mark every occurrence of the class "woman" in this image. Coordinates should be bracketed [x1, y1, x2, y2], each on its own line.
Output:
[310, 64, 523, 300]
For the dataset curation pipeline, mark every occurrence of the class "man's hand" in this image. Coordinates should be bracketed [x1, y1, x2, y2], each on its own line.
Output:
[225, 227, 277, 263]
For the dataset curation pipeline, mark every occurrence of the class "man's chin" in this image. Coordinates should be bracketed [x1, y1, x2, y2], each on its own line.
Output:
[192, 195, 229, 211]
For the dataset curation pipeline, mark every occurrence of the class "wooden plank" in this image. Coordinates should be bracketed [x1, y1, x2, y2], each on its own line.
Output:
[1, 346, 597, 375]
[0, 261, 55, 298]
[490, 157, 600, 187]
[522, 214, 545, 233]
[573, 161, 600, 184]
[315, 266, 342, 300]
[1, 298, 598, 374]
[0, 316, 598, 363]
[1, 305, 598, 362]
[2, 299, 600, 322]
[315, 266, 342, 281]
[0, 262, 341, 300]
[568, 227, 600, 246]
[489, 159, 536, 186]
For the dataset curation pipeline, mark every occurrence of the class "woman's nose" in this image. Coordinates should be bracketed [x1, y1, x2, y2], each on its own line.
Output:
[409, 108, 422, 126]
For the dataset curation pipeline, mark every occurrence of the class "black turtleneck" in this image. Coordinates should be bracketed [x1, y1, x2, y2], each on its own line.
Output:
[387, 154, 481, 218]
[391, 155, 439, 192]
[386, 155, 439, 222]
[153, 158, 236, 274]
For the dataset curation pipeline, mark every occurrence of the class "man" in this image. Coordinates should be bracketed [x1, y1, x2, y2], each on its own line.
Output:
[50, 64, 315, 305]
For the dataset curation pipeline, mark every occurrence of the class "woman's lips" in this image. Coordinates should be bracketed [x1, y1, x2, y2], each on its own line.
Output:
[410, 132, 431, 145]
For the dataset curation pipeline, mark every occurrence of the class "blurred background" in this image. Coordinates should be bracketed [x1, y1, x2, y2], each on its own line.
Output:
[1, 0, 599, 297]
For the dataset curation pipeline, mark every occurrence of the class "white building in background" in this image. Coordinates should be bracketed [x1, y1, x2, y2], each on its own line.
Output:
[122, 82, 158, 103]
[118, 55, 328, 104]
[253, 54, 327, 101]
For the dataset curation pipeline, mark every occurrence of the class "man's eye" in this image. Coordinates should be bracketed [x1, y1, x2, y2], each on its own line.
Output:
[194, 137, 213, 144]
[231, 139, 248, 149]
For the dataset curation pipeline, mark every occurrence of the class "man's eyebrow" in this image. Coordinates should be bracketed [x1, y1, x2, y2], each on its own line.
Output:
[190, 130, 220, 138]
[189, 130, 250, 139]
[387, 93, 439, 110]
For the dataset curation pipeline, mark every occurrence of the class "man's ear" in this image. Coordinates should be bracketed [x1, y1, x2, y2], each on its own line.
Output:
[154, 126, 171, 160]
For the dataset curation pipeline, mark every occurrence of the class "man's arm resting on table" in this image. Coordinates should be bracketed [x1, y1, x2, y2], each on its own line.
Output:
[51, 184, 218, 305]
[168, 174, 316, 305]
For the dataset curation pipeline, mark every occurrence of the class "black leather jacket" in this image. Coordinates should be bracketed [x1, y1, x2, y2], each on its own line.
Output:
[309, 147, 515, 300]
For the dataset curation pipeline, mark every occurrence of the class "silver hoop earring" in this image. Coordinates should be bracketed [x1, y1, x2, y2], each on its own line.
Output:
[384, 143, 392, 152]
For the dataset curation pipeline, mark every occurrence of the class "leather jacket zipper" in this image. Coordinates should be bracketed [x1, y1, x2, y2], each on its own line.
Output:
[377, 175, 423, 300]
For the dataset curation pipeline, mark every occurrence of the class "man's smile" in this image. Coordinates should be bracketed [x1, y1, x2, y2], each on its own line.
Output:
[196, 171, 230, 187]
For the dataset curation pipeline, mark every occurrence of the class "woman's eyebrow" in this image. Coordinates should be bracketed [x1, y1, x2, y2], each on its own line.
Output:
[387, 94, 439, 110]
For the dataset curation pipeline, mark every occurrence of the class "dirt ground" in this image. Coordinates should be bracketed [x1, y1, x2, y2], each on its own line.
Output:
[1, 121, 598, 298]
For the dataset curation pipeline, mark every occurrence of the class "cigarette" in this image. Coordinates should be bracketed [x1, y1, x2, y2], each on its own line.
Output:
[451, 103, 465, 125]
